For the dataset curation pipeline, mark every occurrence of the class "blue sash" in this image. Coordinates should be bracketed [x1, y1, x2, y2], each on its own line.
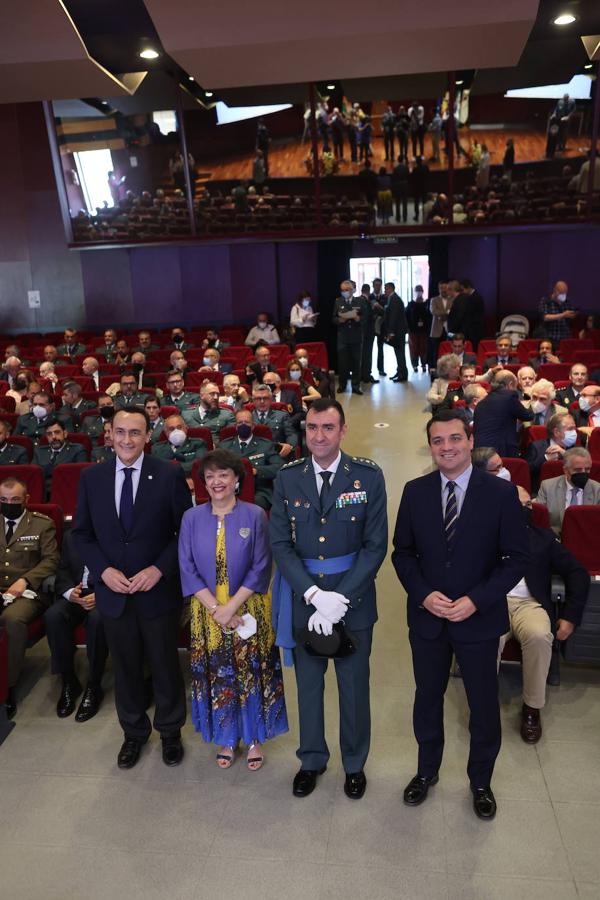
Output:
[271, 553, 358, 666]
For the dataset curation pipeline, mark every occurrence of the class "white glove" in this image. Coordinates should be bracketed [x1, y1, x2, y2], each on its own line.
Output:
[310, 589, 349, 623]
[308, 611, 333, 635]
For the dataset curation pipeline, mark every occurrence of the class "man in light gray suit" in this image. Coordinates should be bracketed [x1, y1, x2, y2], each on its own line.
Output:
[536, 447, 600, 534]
[428, 281, 453, 370]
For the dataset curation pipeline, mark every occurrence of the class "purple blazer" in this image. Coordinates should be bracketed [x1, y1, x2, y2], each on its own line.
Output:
[178, 500, 272, 597]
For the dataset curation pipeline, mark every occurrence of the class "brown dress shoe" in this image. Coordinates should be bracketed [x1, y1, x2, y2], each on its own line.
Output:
[521, 703, 542, 744]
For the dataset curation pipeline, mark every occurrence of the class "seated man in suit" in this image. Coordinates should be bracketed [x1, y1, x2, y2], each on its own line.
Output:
[39, 361, 59, 390]
[15, 389, 74, 440]
[246, 345, 277, 384]
[528, 338, 561, 371]
[0, 476, 60, 718]
[473, 370, 534, 457]
[244, 313, 280, 348]
[251, 383, 297, 459]
[0, 419, 28, 465]
[92, 421, 116, 463]
[526, 412, 577, 493]
[44, 530, 109, 721]
[517, 366, 536, 400]
[182, 381, 235, 443]
[56, 328, 86, 359]
[220, 373, 250, 413]
[450, 333, 477, 367]
[131, 330, 160, 355]
[94, 328, 118, 363]
[169, 350, 189, 376]
[112, 372, 149, 410]
[0, 355, 22, 389]
[33, 419, 87, 497]
[161, 370, 199, 411]
[144, 396, 165, 444]
[499, 486, 589, 743]
[557, 363, 588, 408]
[130, 352, 158, 390]
[536, 447, 600, 534]
[572, 383, 600, 437]
[201, 328, 229, 353]
[43, 345, 69, 369]
[168, 327, 194, 353]
[219, 408, 284, 510]
[444, 364, 478, 407]
[262, 371, 303, 431]
[482, 333, 519, 372]
[524, 379, 567, 427]
[60, 381, 96, 429]
[81, 393, 114, 445]
[81, 356, 102, 391]
[151, 413, 207, 486]
[462, 383, 487, 426]
[197, 348, 232, 375]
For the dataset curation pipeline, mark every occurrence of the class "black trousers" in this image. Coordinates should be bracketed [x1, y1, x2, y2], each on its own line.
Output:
[45, 600, 108, 686]
[337, 341, 362, 389]
[361, 326, 375, 380]
[409, 628, 501, 788]
[100, 603, 186, 741]
[376, 334, 386, 373]
[397, 133, 408, 161]
[411, 128, 424, 157]
[393, 190, 408, 222]
[428, 335, 444, 370]
[390, 334, 408, 379]
[384, 133, 395, 160]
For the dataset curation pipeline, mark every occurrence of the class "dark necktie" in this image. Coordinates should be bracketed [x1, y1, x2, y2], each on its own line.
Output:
[320, 470, 332, 511]
[119, 467, 134, 532]
[444, 481, 458, 547]
[534, 413, 543, 425]
[259, 413, 265, 424]
[50, 449, 58, 463]
[240, 442, 248, 451]
[498, 357, 506, 365]
[5, 520, 15, 543]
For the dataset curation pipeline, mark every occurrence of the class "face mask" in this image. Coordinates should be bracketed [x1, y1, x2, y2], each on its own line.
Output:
[562, 429, 577, 448]
[571, 472, 590, 490]
[236, 423, 253, 440]
[298, 357, 308, 368]
[557, 293, 567, 302]
[15, 379, 27, 391]
[132, 363, 143, 374]
[530, 400, 547, 415]
[32, 405, 47, 419]
[267, 383, 277, 393]
[497, 467, 511, 481]
[579, 397, 592, 412]
[100, 406, 114, 419]
[168, 429, 186, 448]
[341, 290, 352, 300]
[302, 299, 311, 309]
[1, 501, 23, 520]
[173, 334, 183, 344]
[202, 357, 212, 367]
[258, 321, 267, 329]
[289, 369, 302, 381]
[415, 292, 423, 300]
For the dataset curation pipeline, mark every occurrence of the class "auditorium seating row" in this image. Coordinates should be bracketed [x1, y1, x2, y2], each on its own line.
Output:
[438, 337, 600, 365]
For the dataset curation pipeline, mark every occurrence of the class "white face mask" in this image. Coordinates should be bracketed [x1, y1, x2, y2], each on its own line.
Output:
[298, 357, 308, 368]
[289, 369, 302, 381]
[258, 321, 268, 329]
[202, 357, 212, 367]
[168, 429, 186, 447]
[341, 290, 353, 300]
[557, 293, 567, 302]
[579, 397, 592, 412]
[530, 400, 547, 415]
[497, 467, 512, 481]
[562, 429, 577, 448]
[302, 299, 311, 308]
[32, 405, 47, 419]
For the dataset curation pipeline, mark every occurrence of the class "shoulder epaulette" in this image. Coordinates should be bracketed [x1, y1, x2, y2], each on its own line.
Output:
[351, 456, 379, 469]
[31, 511, 51, 520]
[281, 456, 305, 470]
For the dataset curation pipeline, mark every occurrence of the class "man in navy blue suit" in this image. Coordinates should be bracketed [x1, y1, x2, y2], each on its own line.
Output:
[73, 408, 192, 770]
[392, 409, 528, 820]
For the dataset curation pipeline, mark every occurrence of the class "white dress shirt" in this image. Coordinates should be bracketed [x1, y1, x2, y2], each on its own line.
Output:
[64, 565, 91, 602]
[440, 464, 473, 517]
[114, 453, 144, 513]
[4, 510, 25, 536]
[312, 451, 342, 495]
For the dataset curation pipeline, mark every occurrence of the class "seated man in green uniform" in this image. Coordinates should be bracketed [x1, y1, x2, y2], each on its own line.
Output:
[60, 381, 96, 430]
[113, 372, 149, 410]
[81, 393, 115, 445]
[220, 408, 284, 510]
[0, 476, 60, 718]
[91, 421, 116, 463]
[251, 383, 297, 459]
[56, 328, 86, 359]
[144, 396, 165, 444]
[161, 370, 199, 411]
[32, 419, 88, 497]
[15, 390, 74, 441]
[182, 381, 235, 444]
[0, 419, 28, 464]
[151, 413, 208, 488]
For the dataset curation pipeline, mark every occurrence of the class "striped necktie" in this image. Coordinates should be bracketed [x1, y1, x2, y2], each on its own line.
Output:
[444, 481, 458, 547]
[569, 487, 581, 507]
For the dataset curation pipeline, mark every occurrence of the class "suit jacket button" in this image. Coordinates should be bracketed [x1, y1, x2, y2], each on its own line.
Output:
[320, 517, 326, 524]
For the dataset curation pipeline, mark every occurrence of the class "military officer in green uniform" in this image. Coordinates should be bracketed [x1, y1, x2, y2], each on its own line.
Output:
[91, 422, 116, 463]
[182, 381, 235, 444]
[333, 279, 369, 395]
[33, 419, 88, 497]
[151, 414, 207, 478]
[81, 394, 115, 445]
[60, 381, 96, 429]
[220, 408, 284, 510]
[15, 390, 74, 441]
[0, 476, 60, 717]
[56, 328, 86, 359]
[251, 383, 297, 459]
[0, 420, 28, 464]
[113, 372, 149, 410]
[270, 398, 388, 801]
[161, 371, 199, 411]
[144, 397, 165, 444]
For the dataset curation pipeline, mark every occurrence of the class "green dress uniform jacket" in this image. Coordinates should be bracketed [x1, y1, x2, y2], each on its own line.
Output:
[161, 391, 200, 411]
[0, 442, 28, 465]
[32, 442, 88, 494]
[15, 411, 74, 440]
[220, 435, 284, 507]
[253, 409, 298, 447]
[182, 406, 235, 442]
[56, 342, 86, 358]
[82, 414, 108, 444]
[113, 392, 149, 410]
[91, 446, 116, 463]
[151, 437, 207, 475]
[148, 417, 165, 444]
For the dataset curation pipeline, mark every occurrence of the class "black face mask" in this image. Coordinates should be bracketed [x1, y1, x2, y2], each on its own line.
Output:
[100, 406, 115, 419]
[522, 506, 533, 527]
[1, 501, 23, 520]
[571, 472, 590, 490]
[173, 334, 184, 345]
[236, 423, 253, 440]
[267, 383, 277, 393]
[132, 363, 143, 374]
[14, 379, 28, 392]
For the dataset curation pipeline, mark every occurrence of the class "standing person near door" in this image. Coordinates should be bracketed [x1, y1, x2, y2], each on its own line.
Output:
[383, 281, 408, 382]
[332, 280, 367, 395]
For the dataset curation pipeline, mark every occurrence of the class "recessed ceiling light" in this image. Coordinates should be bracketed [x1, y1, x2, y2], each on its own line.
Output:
[205, 91, 213, 98]
[327, 84, 336, 90]
[139, 48, 159, 59]
[553, 13, 576, 26]
[188, 75, 194, 81]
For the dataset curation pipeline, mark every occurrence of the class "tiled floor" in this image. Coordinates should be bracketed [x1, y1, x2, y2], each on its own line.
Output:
[1, 361, 599, 900]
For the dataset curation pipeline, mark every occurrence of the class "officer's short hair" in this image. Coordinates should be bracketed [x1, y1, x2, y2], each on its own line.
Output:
[44, 417, 63, 431]
[252, 384, 271, 396]
[307, 398, 345, 425]
[63, 381, 82, 396]
[0, 419, 11, 433]
[0, 477, 27, 495]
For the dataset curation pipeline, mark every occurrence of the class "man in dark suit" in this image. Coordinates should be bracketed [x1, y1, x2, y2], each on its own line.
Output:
[450, 334, 477, 367]
[220, 409, 284, 509]
[383, 281, 408, 382]
[44, 530, 109, 721]
[198, 348, 233, 374]
[60, 382, 96, 429]
[262, 371, 303, 430]
[246, 345, 277, 384]
[473, 371, 534, 457]
[447, 281, 485, 351]
[482, 334, 519, 372]
[33, 419, 88, 497]
[556, 363, 588, 408]
[499, 486, 589, 743]
[130, 353, 159, 390]
[525, 412, 576, 493]
[73, 408, 192, 769]
[392, 409, 528, 819]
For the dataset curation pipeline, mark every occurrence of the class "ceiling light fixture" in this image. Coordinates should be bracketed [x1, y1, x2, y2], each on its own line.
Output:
[327, 84, 336, 90]
[455, 79, 464, 85]
[553, 13, 576, 26]
[205, 91, 213, 98]
[139, 48, 159, 59]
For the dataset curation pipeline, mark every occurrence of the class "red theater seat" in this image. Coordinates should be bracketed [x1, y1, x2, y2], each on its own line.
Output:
[49, 463, 93, 519]
[562, 506, 600, 575]
[192, 456, 254, 504]
[0, 464, 44, 502]
[501, 457, 531, 493]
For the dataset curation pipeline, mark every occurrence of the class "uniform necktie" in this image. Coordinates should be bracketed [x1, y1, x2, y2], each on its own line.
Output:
[50, 449, 58, 463]
[444, 481, 458, 546]
[119, 468, 134, 532]
[319, 470, 332, 511]
[5, 520, 15, 542]
[240, 441, 248, 451]
[569, 487, 581, 507]
[259, 412, 265, 423]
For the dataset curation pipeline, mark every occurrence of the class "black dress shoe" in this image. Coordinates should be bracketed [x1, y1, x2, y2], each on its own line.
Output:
[403, 773, 439, 806]
[56, 676, 82, 719]
[520, 704, 542, 744]
[292, 767, 326, 797]
[471, 786, 497, 820]
[75, 685, 104, 722]
[117, 738, 144, 770]
[336, 384, 347, 394]
[352, 388, 364, 395]
[162, 735, 184, 766]
[368, 376, 380, 384]
[378, 370, 387, 376]
[5, 687, 16, 720]
[344, 770, 367, 799]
